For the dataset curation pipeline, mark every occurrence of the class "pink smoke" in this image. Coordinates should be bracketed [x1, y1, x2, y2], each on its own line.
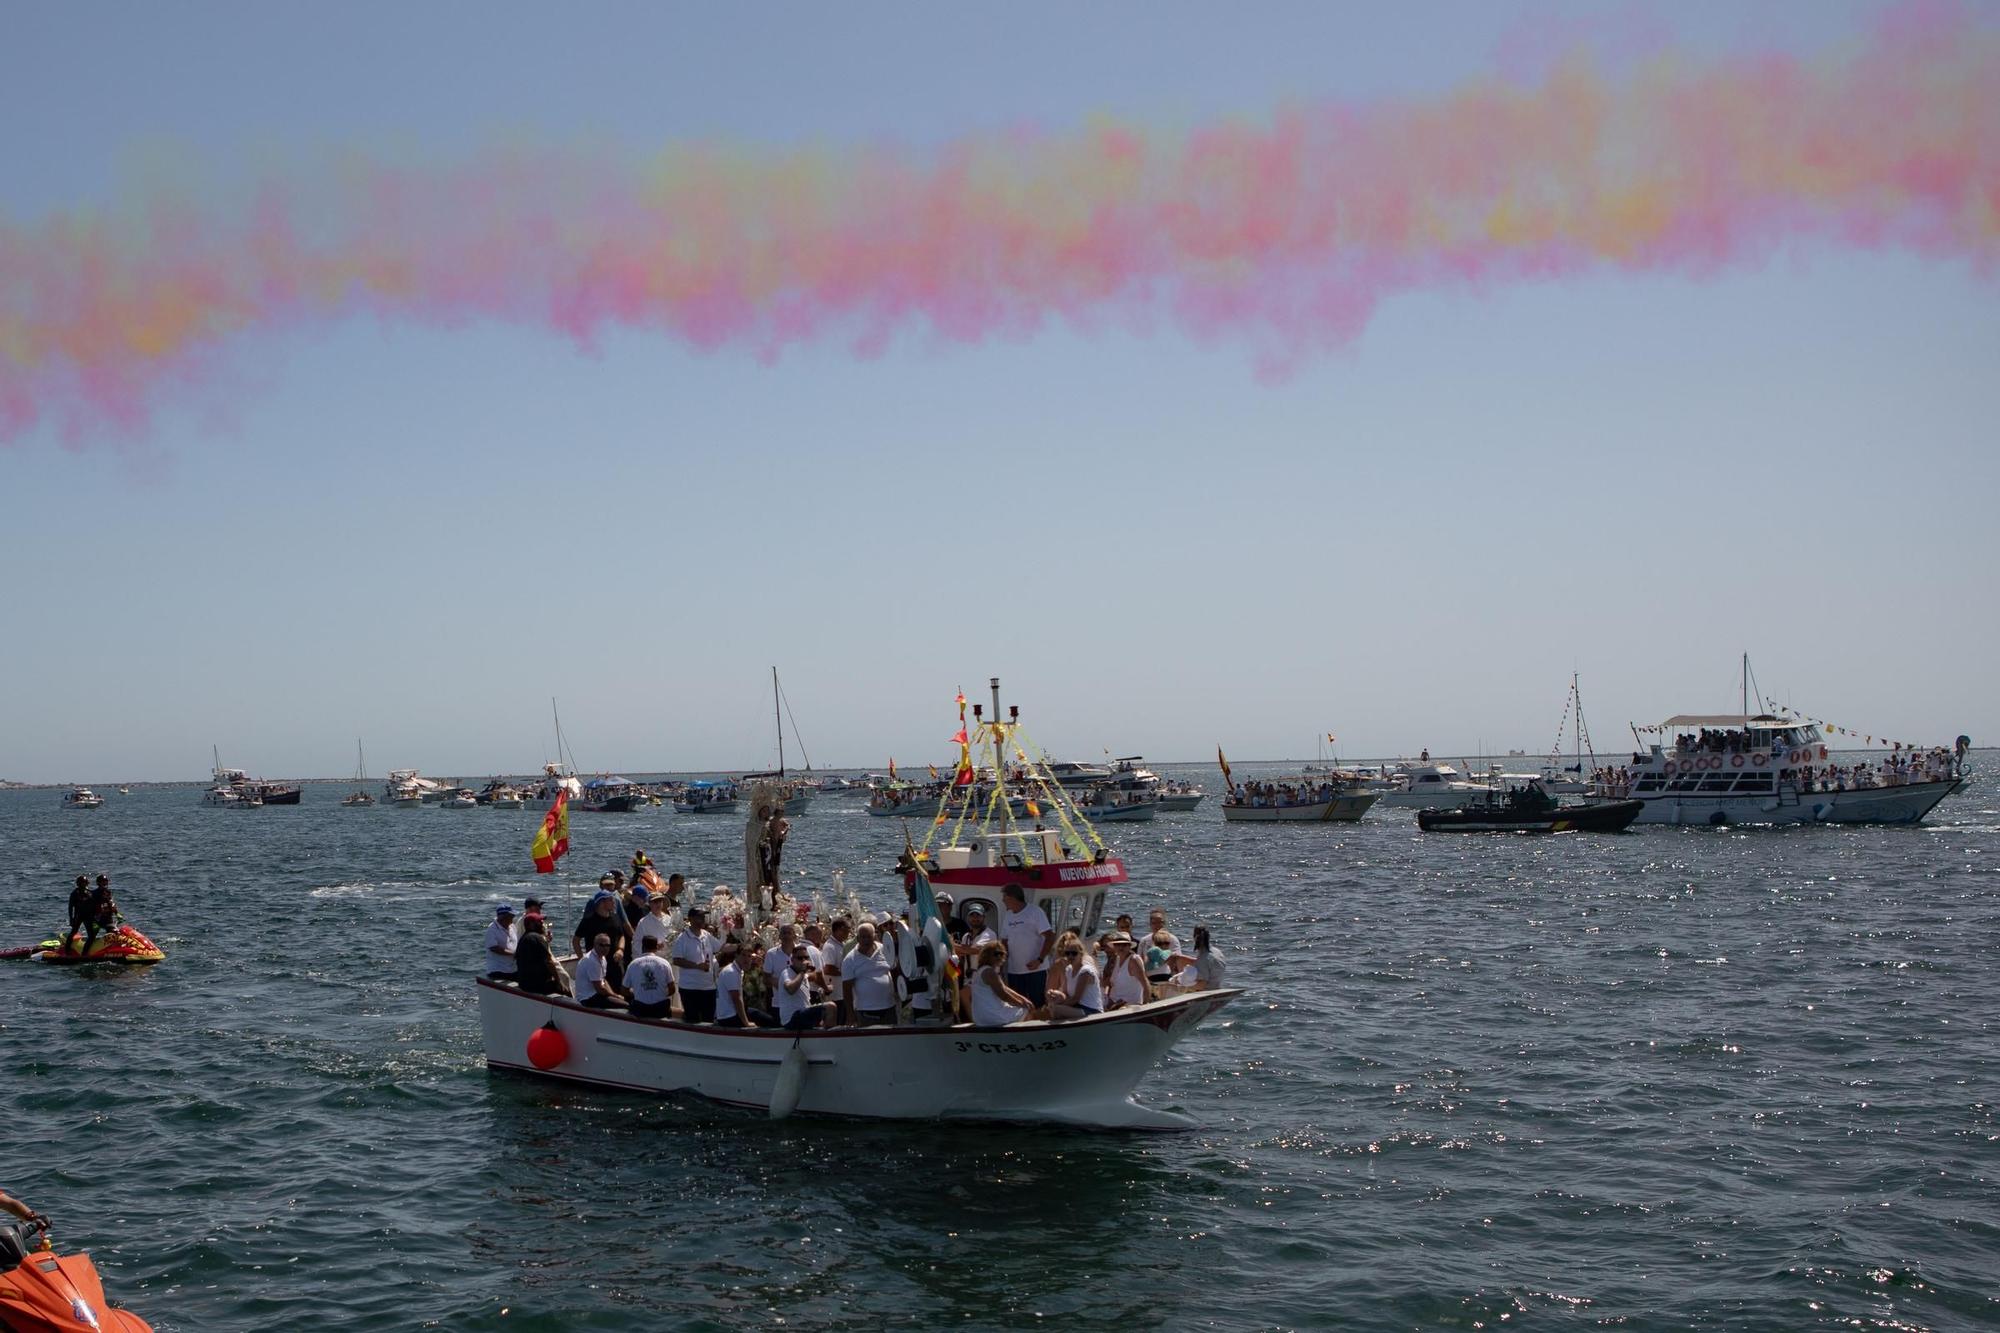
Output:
[2, 2, 1995, 447]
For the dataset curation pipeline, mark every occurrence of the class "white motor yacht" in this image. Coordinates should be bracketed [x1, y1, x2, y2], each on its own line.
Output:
[1372, 761, 1497, 810]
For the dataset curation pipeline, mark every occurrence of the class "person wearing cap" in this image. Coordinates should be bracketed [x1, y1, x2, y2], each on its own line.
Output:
[623, 936, 674, 1020]
[522, 896, 545, 927]
[998, 884, 1055, 1006]
[485, 904, 520, 979]
[620, 876, 652, 928]
[632, 895, 673, 957]
[574, 933, 627, 1009]
[671, 907, 718, 1022]
[1103, 932, 1150, 1010]
[571, 894, 630, 974]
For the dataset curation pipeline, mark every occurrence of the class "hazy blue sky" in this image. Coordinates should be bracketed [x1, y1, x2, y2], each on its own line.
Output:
[3, 2, 1995, 782]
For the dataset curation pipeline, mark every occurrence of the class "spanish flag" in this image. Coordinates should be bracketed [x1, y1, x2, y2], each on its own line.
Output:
[1217, 746, 1232, 783]
[531, 788, 571, 874]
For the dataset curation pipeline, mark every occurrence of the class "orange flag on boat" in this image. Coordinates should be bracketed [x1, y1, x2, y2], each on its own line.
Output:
[1217, 746, 1232, 783]
[888, 757, 898, 781]
[531, 787, 571, 874]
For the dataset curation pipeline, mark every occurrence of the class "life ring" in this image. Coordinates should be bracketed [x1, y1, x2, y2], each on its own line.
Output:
[1752, 753, 1768, 768]
[1702, 756, 1717, 771]
[1663, 760, 1677, 775]
[1731, 754, 1745, 769]
[1818, 746, 1828, 760]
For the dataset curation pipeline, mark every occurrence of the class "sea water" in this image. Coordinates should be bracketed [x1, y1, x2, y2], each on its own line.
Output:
[2, 760, 1995, 1331]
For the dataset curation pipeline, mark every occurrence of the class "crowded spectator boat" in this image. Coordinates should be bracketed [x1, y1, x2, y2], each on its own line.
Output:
[525, 761, 583, 811]
[1220, 776, 1380, 822]
[867, 781, 941, 817]
[577, 777, 647, 813]
[673, 779, 740, 814]
[59, 787, 103, 810]
[1618, 713, 1967, 825]
[1416, 780, 1644, 833]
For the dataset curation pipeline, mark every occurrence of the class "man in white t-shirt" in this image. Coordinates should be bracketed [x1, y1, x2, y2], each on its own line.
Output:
[777, 944, 829, 1032]
[484, 904, 518, 979]
[998, 884, 1055, 1005]
[574, 933, 626, 1009]
[624, 937, 675, 1019]
[840, 922, 899, 1026]
[631, 897, 673, 957]
[671, 907, 718, 1022]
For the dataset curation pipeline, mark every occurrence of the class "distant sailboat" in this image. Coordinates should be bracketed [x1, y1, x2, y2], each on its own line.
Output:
[739, 667, 815, 814]
[343, 740, 376, 806]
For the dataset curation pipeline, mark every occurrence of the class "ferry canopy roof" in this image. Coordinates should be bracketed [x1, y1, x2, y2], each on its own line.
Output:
[1653, 713, 1795, 729]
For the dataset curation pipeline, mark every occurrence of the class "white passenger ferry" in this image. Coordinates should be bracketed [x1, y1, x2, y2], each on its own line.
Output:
[1620, 713, 1965, 826]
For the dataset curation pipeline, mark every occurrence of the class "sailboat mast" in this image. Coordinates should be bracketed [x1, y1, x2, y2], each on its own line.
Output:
[1741, 652, 1749, 719]
[773, 666, 784, 779]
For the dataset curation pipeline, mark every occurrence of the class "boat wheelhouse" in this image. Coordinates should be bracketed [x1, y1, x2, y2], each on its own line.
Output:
[908, 680, 1130, 898]
[1621, 712, 1965, 825]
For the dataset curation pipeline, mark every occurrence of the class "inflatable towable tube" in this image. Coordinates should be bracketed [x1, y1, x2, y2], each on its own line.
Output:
[34, 925, 166, 966]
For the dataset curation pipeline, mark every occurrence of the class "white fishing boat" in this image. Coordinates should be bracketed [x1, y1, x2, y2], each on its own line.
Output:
[477, 981, 1236, 1127]
[61, 786, 105, 810]
[481, 782, 526, 810]
[1154, 782, 1206, 812]
[1614, 657, 1969, 826]
[441, 787, 478, 809]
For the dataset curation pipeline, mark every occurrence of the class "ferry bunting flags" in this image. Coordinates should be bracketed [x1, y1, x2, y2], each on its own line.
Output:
[531, 788, 571, 874]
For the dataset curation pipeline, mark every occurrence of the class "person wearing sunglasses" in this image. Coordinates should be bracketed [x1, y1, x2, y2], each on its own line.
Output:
[1043, 930, 1103, 1021]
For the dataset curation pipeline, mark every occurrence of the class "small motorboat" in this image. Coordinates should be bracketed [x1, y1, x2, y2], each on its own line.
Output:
[0, 1215, 154, 1331]
[29, 925, 167, 966]
[441, 788, 479, 809]
[1417, 780, 1643, 833]
[60, 788, 104, 810]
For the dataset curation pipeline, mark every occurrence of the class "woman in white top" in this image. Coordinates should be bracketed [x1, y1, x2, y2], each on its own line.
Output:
[1103, 934, 1150, 1010]
[1044, 931, 1103, 1021]
[970, 942, 1036, 1027]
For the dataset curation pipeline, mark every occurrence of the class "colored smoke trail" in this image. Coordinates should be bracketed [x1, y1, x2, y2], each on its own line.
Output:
[2, 5, 1996, 447]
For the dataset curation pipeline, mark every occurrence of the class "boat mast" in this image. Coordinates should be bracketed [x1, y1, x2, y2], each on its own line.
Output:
[773, 666, 784, 780]
[989, 677, 1011, 827]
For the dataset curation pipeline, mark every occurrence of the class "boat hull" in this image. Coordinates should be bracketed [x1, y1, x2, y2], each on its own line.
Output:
[477, 979, 1235, 1127]
[1155, 795, 1204, 812]
[1374, 787, 1494, 810]
[1418, 799, 1644, 833]
[1077, 803, 1157, 822]
[1630, 779, 1963, 826]
[1222, 792, 1381, 822]
[674, 800, 740, 814]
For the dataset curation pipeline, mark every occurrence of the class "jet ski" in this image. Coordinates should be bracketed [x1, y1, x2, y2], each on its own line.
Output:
[0, 1216, 154, 1331]
[31, 926, 166, 967]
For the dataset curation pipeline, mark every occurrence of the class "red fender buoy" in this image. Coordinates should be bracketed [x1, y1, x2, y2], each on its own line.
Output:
[527, 1021, 569, 1070]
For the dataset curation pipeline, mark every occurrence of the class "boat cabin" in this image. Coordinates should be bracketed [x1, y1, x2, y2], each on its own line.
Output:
[1628, 713, 1829, 797]
[932, 829, 1108, 939]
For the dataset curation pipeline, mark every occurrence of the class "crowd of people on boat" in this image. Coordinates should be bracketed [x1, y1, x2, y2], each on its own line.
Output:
[1793, 750, 1960, 791]
[1223, 779, 1348, 809]
[480, 858, 1225, 1030]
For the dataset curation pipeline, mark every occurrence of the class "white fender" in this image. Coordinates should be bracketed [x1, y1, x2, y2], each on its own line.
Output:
[769, 1040, 807, 1119]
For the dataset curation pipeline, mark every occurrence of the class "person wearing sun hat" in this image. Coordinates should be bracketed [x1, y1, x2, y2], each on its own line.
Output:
[485, 904, 519, 979]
